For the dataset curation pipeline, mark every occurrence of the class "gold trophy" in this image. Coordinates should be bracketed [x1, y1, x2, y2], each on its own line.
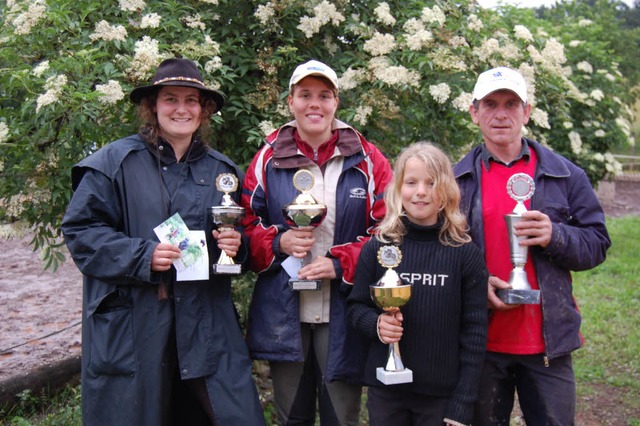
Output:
[282, 169, 327, 290]
[370, 245, 413, 385]
[208, 173, 245, 275]
[498, 173, 541, 304]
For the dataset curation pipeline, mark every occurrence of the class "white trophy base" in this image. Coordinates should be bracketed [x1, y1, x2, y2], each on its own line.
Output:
[213, 264, 242, 275]
[289, 279, 321, 291]
[376, 367, 413, 385]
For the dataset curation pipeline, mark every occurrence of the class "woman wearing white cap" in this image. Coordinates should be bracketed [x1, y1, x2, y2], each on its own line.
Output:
[241, 59, 393, 425]
[62, 58, 265, 425]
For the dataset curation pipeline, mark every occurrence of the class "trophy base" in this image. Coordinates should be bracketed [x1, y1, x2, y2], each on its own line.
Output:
[497, 288, 541, 305]
[289, 279, 321, 291]
[213, 264, 242, 275]
[376, 367, 413, 385]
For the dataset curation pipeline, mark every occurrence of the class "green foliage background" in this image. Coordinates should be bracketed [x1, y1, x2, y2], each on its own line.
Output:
[0, 0, 638, 268]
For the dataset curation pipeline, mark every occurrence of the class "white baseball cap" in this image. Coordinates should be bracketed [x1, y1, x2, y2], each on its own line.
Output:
[472, 67, 528, 103]
[289, 60, 339, 91]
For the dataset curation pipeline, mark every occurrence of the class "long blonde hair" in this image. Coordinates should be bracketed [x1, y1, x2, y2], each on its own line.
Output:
[376, 141, 471, 246]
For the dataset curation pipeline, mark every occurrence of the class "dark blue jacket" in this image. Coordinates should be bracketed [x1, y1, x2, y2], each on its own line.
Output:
[62, 134, 264, 425]
[454, 138, 611, 360]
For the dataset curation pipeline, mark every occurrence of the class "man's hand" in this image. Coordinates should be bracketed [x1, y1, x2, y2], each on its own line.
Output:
[514, 210, 552, 248]
[278, 228, 316, 258]
[213, 228, 242, 258]
[487, 275, 518, 311]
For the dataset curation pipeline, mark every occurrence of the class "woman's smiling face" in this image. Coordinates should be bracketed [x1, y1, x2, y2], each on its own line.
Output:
[155, 86, 203, 146]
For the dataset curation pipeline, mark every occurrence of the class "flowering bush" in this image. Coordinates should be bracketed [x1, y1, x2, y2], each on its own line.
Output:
[0, 0, 635, 268]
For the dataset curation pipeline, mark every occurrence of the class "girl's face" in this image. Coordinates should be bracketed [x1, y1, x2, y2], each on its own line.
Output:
[155, 86, 203, 146]
[287, 76, 338, 146]
[400, 157, 441, 226]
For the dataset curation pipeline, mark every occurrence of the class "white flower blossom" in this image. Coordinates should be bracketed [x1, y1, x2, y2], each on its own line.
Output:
[32, 60, 49, 77]
[593, 152, 605, 162]
[205, 57, 222, 74]
[374, 2, 396, 26]
[200, 0, 219, 4]
[541, 38, 566, 67]
[338, 68, 362, 91]
[569, 40, 583, 48]
[429, 83, 451, 104]
[183, 14, 206, 30]
[254, 3, 275, 26]
[595, 129, 606, 138]
[578, 19, 593, 27]
[569, 131, 582, 155]
[364, 32, 396, 56]
[369, 58, 420, 87]
[530, 108, 551, 129]
[353, 105, 373, 126]
[576, 61, 593, 74]
[0, 122, 9, 143]
[514, 25, 533, 42]
[421, 6, 445, 27]
[473, 38, 500, 62]
[127, 36, 162, 81]
[90, 21, 128, 42]
[467, 14, 483, 32]
[297, 1, 345, 38]
[590, 89, 604, 101]
[258, 120, 276, 136]
[452, 92, 473, 112]
[140, 13, 161, 29]
[563, 121, 574, 129]
[11, 1, 46, 35]
[96, 80, 125, 105]
[119, 0, 145, 12]
[448, 36, 468, 48]
[36, 74, 67, 113]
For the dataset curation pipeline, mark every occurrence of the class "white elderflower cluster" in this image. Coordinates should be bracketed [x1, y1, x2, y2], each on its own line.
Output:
[364, 32, 396, 56]
[448, 36, 468, 48]
[32, 60, 50, 77]
[96, 80, 125, 105]
[200, 0, 219, 4]
[324, 35, 339, 55]
[297, 1, 345, 38]
[576, 61, 593, 74]
[353, 105, 373, 126]
[430, 49, 468, 72]
[568, 131, 582, 155]
[530, 108, 551, 129]
[594, 129, 606, 138]
[36, 74, 67, 113]
[578, 19, 593, 27]
[402, 19, 433, 51]
[452, 92, 473, 112]
[127, 36, 161, 81]
[0, 122, 9, 143]
[374, 2, 396, 26]
[563, 121, 574, 129]
[541, 38, 566, 68]
[338, 67, 362, 91]
[258, 120, 276, 136]
[368, 58, 420, 87]
[10, 0, 47, 35]
[421, 5, 445, 27]
[429, 83, 451, 104]
[590, 89, 605, 101]
[569, 40, 583, 48]
[140, 13, 161, 29]
[90, 21, 128, 42]
[473, 38, 500, 62]
[205, 57, 222, 74]
[514, 25, 533, 42]
[467, 14, 483, 32]
[183, 14, 206, 30]
[119, 0, 145, 12]
[254, 3, 275, 26]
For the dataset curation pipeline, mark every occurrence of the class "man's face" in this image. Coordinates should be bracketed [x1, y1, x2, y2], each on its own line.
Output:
[469, 90, 531, 150]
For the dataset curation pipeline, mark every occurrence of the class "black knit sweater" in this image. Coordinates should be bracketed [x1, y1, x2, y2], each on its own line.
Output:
[347, 219, 488, 424]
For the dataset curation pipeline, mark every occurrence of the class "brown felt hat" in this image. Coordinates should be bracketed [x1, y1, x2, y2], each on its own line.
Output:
[129, 58, 225, 112]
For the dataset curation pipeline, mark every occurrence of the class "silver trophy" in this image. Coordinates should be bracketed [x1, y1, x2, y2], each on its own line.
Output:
[498, 173, 541, 304]
[282, 169, 327, 290]
[370, 245, 413, 385]
[208, 173, 245, 275]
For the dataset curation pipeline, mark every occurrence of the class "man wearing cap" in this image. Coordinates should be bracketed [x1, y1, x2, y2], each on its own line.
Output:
[241, 59, 393, 425]
[62, 58, 264, 425]
[453, 67, 610, 425]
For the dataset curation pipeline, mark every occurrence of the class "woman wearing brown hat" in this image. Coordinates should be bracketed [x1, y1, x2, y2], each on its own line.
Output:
[61, 58, 265, 425]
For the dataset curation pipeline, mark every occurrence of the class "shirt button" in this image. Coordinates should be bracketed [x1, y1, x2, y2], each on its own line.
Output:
[158, 145, 164, 151]
[200, 179, 205, 183]
[182, 369, 188, 375]
[162, 166, 167, 171]
[315, 315, 321, 322]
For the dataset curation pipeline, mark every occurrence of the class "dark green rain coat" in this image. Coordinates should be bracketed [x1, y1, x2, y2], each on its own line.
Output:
[61, 134, 264, 425]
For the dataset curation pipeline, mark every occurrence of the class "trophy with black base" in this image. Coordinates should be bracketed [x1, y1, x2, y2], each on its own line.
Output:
[498, 172, 541, 304]
[282, 169, 327, 291]
[208, 173, 245, 275]
[370, 245, 413, 385]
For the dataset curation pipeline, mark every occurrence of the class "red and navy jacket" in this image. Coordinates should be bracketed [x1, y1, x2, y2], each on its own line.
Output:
[241, 119, 392, 382]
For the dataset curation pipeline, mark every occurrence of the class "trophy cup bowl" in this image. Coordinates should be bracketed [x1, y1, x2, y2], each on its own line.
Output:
[369, 263, 413, 385]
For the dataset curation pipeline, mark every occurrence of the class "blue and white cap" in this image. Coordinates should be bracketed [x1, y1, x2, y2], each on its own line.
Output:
[472, 67, 528, 103]
[289, 60, 339, 91]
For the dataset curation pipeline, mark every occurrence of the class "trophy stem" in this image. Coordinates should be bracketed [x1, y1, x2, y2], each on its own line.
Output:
[385, 342, 406, 371]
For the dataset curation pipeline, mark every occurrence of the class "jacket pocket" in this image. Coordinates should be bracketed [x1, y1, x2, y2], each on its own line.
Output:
[543, 202, 571, 224]
[88, 290, 136, 375]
